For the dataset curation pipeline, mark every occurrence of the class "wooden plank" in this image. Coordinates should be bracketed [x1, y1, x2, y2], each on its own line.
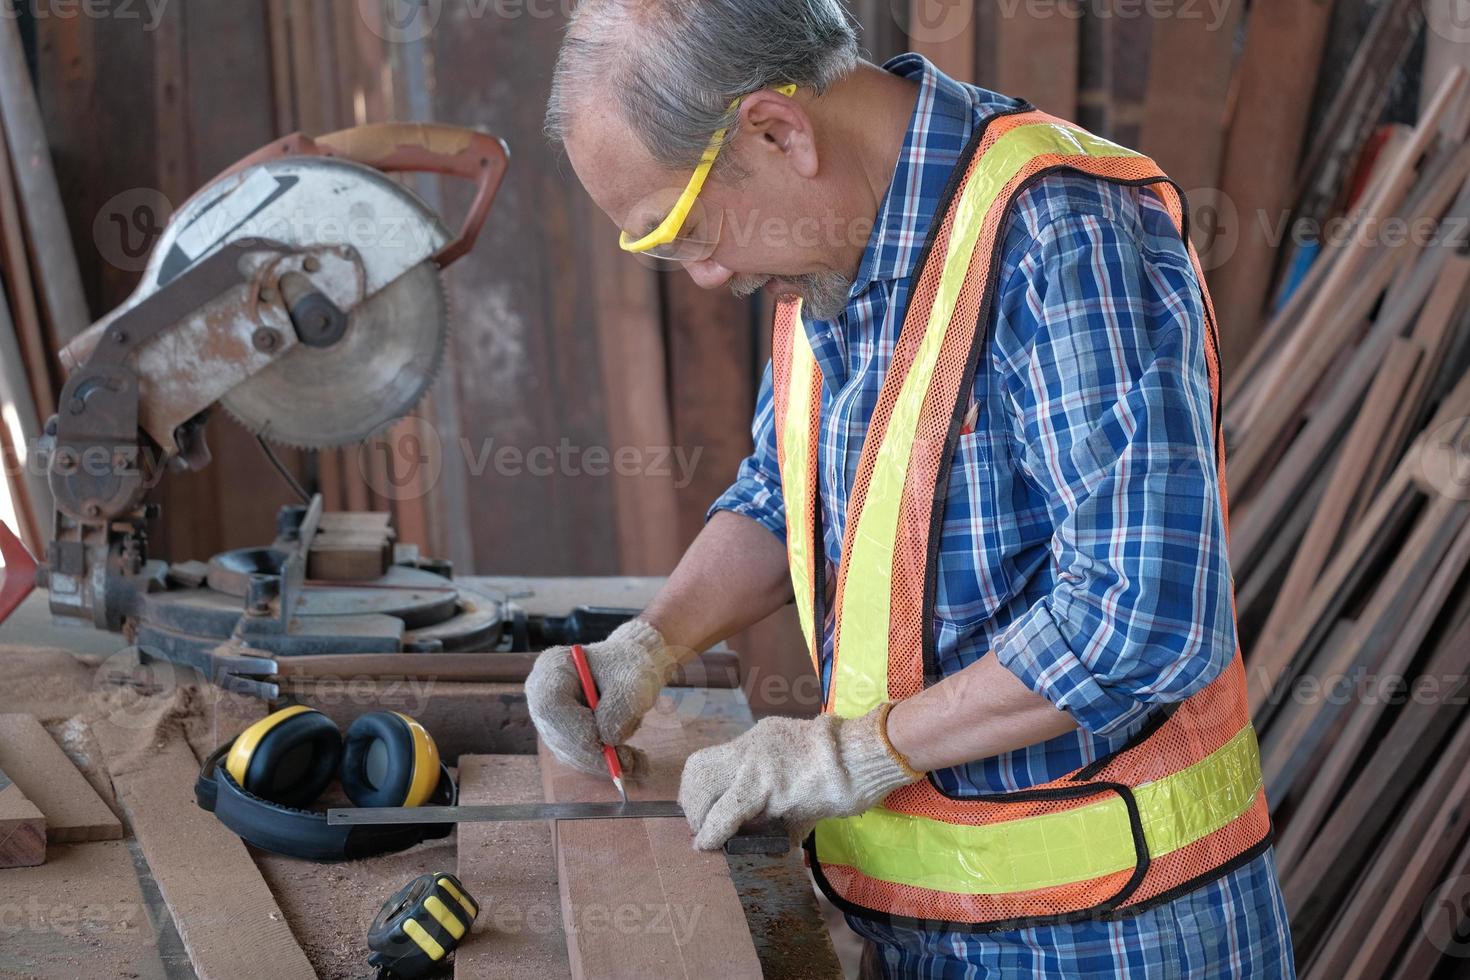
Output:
[455, 755, 571, 980]
[1234, 69, 1469, 452]
[589, 233, 682, 575]
[539, 721, 762, 979]
[0, 11, 90, 346]
[1281, 611, 1470, 940]
[0, 841, 169, 978]
[0, 138, 53, 418]
[992, 2, 1080, 118]
[0, 763, 45, 868]
[1308, 715, 1470, 979]
[1274, 514, 1470, 871]
[907, 0, 975, 81]
[0, 276, 49, 551]
[663, 277, 759, 549]
[1392, 830, 1470, 979]
[0, 714, 120, 844]
[1139, 0, 1239, 194]
[1256, 338, 1424, 634]
[99, 735, 315, 980]
[274, 649, 740, 689]
[1208, 0, 1341, 379]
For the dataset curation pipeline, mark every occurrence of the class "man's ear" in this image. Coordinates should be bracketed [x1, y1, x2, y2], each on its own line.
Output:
[738, 90, 818, 179]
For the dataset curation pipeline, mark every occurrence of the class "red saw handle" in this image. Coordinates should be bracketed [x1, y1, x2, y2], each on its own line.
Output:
[0, 521, 37, 626]
[223, 123, 511, 269]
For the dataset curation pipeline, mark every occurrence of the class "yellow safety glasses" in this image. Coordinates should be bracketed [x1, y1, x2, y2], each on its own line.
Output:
[619, 83, 798, 263]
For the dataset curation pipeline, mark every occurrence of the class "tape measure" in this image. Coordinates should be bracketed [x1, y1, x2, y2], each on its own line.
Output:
[368, 872, 480, 979]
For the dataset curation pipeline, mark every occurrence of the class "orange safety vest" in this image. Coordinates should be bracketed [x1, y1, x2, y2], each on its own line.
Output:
[771, 106, 1271, 930]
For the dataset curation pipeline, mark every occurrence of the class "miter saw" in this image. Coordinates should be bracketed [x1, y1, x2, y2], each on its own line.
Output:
[0, 123, 630, 698]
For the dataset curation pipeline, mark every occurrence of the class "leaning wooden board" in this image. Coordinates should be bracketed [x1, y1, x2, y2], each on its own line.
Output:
[539, 713, 763, 980]
[0, 714, 120, 843]
[0, 762, 45, 868]
[92, 723, 315, 980]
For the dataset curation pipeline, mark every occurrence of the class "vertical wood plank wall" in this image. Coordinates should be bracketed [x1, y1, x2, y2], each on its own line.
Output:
[28, 2, 1242, 713]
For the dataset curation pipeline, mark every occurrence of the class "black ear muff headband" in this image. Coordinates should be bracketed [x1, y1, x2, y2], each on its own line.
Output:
[195, 740, 456, 862]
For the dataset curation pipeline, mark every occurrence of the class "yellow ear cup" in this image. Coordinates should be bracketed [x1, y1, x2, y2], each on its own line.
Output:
[225, 705, 317, 785]
[393, 712, 442, 808]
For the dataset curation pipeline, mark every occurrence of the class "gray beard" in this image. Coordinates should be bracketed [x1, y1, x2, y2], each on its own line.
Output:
[731, 272, 853, 322]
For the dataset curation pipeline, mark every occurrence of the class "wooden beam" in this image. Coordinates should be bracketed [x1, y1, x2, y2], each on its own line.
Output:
[907, 0, 975, 81]
[1208, 0, 1338, 379]
[455, 755, 571, 980]
[991, 1, 1080, 118]
[539, 723, 762, 979]
[0, 12, 89, 345]
[0, 714, 120, 844]
[93, 734, 315, 980]
[1139, 1, 1240, 194]
[0, 763, 45, 868]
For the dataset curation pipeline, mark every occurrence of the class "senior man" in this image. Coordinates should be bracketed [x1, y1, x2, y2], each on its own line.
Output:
[526, 1, 1293, 975]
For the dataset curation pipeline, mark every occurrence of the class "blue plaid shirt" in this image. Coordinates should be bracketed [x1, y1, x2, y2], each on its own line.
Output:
[711, 55, 1292, 975]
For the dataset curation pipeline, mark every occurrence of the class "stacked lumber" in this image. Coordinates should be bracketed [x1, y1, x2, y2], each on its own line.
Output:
[1226, 67, 1470, 973]
[0, 15, 84, 555]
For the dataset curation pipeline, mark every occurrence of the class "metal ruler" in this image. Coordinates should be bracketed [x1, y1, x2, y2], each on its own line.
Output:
[327, 802, 790, 855]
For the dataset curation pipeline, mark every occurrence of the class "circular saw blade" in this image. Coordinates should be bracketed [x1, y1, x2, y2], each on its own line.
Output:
[221, 261, 449, 449]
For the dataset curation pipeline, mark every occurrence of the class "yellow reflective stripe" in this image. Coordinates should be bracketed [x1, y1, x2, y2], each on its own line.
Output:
[402, 918, 446, 961]
[437, 877, 478, 919]
[781, 302, 819, 657]
[392, 712, 441, 808]
[816, 723, 1261, 895]
[424, 895, 467, 941]
[832, 122, 1142, 719]
[225, 705, 314, 785]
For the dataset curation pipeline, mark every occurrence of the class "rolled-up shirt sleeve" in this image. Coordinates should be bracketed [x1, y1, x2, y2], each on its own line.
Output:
[707, 361, 788, 541]
[990, 204, 1236, 737]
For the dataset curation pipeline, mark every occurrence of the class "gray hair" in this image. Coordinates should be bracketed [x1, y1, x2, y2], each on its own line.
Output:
[545, 0, 861, 175]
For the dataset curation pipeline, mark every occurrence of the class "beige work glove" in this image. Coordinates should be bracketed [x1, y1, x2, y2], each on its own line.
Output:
[526, 618, 678, 778]
[678, 704, 925, 851]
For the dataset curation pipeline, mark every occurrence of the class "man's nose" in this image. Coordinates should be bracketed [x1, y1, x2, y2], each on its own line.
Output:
[680, 258, 734, 290]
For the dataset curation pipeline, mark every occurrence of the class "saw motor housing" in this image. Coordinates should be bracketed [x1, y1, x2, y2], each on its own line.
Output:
[35, 124, 511, 689]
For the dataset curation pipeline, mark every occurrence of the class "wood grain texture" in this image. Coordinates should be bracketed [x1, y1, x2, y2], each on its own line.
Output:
[539, 715, 761, 980]
[0, 841, 168, 978]
[0, 714, 120, 844]
[455, 754, 571, 980]
[101, 735, 315, 980]
[1139, 1, 1240, 194]
[0, 767, 45, 868]
[1208, 0, 1337, 378]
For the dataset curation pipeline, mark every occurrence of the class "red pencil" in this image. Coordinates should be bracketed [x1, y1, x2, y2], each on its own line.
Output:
[569, 643, 628, 804]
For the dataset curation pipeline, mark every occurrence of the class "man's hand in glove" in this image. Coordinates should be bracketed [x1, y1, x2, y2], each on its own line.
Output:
[526, 619, 677, 777]
[678, 704, 926, 851]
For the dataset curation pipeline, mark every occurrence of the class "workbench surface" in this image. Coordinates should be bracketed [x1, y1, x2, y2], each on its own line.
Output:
[0, 578, 844, 979]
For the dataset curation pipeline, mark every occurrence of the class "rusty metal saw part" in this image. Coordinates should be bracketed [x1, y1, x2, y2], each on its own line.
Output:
[220, 260, 449, 448]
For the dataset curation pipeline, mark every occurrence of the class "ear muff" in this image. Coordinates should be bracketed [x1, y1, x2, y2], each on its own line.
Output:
[224, 706, 343, 809]
[341, 712, 442, 808]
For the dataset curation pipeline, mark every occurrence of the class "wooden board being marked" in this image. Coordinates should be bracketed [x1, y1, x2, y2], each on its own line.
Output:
[539, 710, 762, 980]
